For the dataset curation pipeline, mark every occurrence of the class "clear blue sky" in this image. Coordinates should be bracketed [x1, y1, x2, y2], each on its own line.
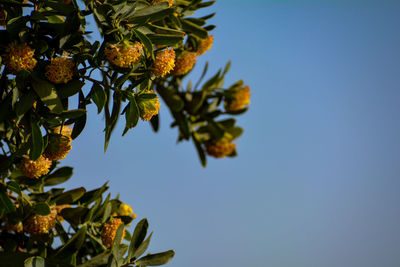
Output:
[63, 1, 400, 266]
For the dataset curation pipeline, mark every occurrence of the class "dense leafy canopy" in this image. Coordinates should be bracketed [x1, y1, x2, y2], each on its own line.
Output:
[0, 0, 250, 266]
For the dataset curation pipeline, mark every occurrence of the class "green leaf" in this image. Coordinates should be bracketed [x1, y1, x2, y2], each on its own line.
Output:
[150, 114, 159, 132]
[135, 250, 175, 266]
[60, 207, 89, 226]
[33, 202, 51, 215]
[44, 167, 73, 186]
[132, 232, 152, 260]
[112, 225, 125, 254]
[29, 118, 44, 161]
[90, 83, 106, 113]
[24, 256, 45, 267]
[58, 79, 85, 99]
[15, 91, 36, 116]
[55, 187, 86, 205]
[58, 109, 87, 120]
[122, 97, 139, 136]
[102, 202, 112, 224]
[0, 191, 16, 214]
[71, 91, 87, 139]
[192, 134, 206, 167]
[133, 29, 154, 60]
[127, 2, 173, 24]
[128, 218, 149, 260]
[181, 19, 208, 39]
[147, 34, 183, 46]
[56, 225, 87, 256]
[31, 74, 63, 113]
[156, 86, 184, 112]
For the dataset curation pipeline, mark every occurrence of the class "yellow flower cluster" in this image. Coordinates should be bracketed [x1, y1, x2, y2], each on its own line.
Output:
[4, 43, 37, 74]
[152, 48, 175, 77]
[45, 56, 75, 84]
[152, 0, 174, 7]
[105, 42, 143, 68]
[20, 155, 52, 179]
[172, 52, 197, 76]
[224, 85, 251, 112]
[206, 141, 236, 158]
[101, 218, 126, 248]
[24, 207, 58, 235]
[196, 35, 214, 55]
[117, 203, 137, 220]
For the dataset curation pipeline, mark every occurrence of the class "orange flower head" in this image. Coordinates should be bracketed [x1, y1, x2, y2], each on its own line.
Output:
[45, 56, 75, 84]
[206, 141, 236, 158]
[152, 48, 175, 77]
[172, 52, 197, 76]
[24, 207, 57, 235]
[20, 155, 52, 179]
[101, 218, 126, 248]
[44, 134, 72, 160]
[52, 125, 73, 139]
[224, 85, 251, 112]
[152, 0, 174, 8]
[4, 43, 37, 74]
[196, 35, 214, 55]
[105, 42, 143, 68]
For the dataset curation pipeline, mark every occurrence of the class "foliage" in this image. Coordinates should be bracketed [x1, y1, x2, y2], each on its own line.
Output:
[0, 0, 250, 266]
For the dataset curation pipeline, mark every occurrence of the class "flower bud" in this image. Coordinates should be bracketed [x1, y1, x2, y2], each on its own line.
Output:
[136, 92, 161, 121]
[206, 141, 236, 158]
[224, 85, 251, 112]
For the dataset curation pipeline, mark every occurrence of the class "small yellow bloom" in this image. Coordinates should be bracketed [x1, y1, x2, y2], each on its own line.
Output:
[224, 85, 251, 112]
[52, 125, 73, 139]
[105, 42, 143, 68]
[136, 92, 161, 121]
[101, 218, 126, 248]
[117, 203, 137, 222]
[4, 43, 37, 74]
[152, 48, 175, 77]
[152, 0, 174, 8]
[172, 52, 197, 76]
[206, 141, 236, 158]
[45, 56, 75, 84]
[24, 207, 57, 235]
[20, 155, 52, 179]
[196, 35, 214, 55]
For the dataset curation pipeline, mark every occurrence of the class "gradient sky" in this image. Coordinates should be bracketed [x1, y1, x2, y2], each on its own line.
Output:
[62, 1, 400, 266]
